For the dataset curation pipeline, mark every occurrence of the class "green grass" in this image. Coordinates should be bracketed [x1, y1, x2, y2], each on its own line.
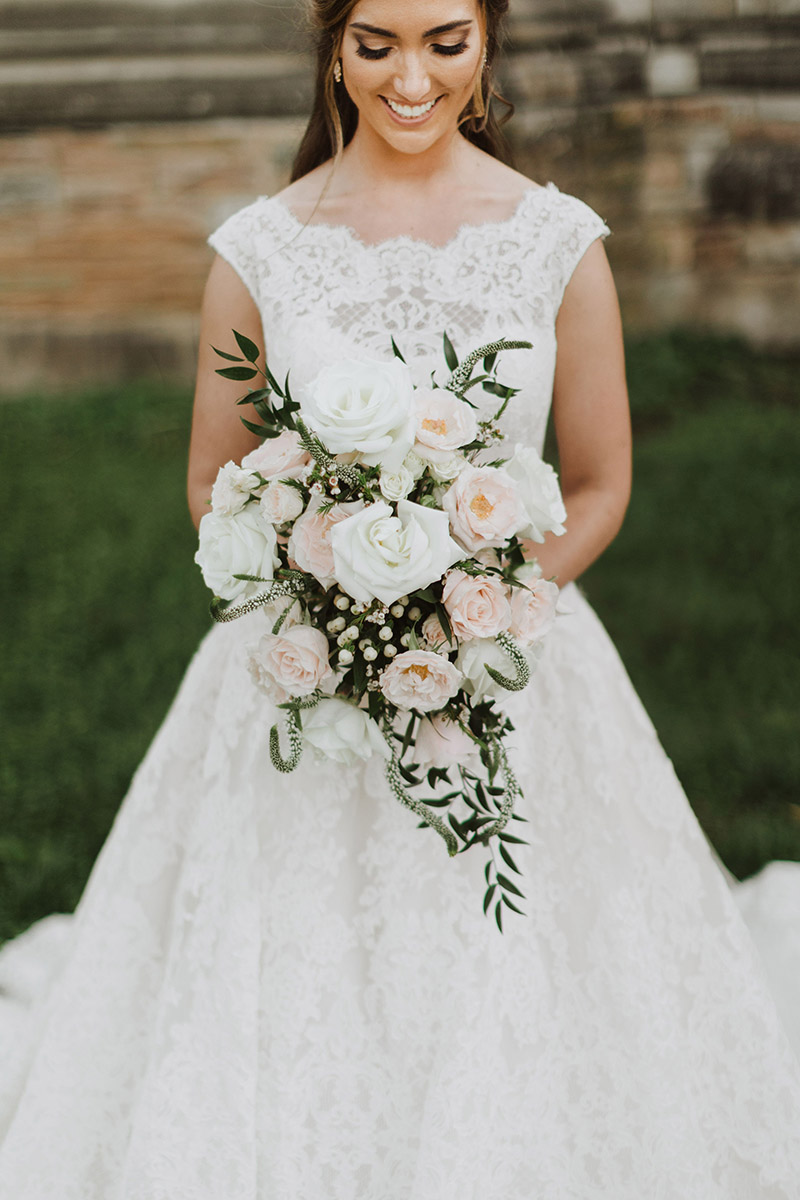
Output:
[1, 331, 798, 939]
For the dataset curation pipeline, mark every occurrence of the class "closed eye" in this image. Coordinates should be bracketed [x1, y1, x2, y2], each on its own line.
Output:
[355, 41, 469, 61]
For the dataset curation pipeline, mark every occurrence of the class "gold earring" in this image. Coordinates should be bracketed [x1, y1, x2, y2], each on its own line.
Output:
[333, 59, 342, 83]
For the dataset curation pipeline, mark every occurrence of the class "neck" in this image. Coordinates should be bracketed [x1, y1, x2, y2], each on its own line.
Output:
[335, 121, 477, 198]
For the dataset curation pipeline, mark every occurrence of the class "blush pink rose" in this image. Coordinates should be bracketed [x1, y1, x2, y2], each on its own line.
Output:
[421, 611, 457, 654]
[442, 569, 512, 642]
[287, 498, 362, 589]
[414, 387, 478, 451]
[508, 577, 559, 645]
[259, 480, 304, 525]
[247, 625, 332, 704]
[414, 713, 478, 769]
[379, 649, 462, 713]
[442, 464, 524, 553]
[241, 430, 312, 481]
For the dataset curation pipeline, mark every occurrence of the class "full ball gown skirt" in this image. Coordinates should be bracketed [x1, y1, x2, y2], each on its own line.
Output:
[1, 185, 799, 1198]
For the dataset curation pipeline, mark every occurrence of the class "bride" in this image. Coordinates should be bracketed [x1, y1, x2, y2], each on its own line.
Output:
[1, 0, 799, 1196]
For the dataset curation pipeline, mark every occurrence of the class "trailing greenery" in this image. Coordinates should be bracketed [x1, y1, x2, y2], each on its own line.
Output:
[1, 332, 798, 939]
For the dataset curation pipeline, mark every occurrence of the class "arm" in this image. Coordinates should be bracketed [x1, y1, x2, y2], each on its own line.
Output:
[186, 256, 265, 530]
[524, 240, 632, 586]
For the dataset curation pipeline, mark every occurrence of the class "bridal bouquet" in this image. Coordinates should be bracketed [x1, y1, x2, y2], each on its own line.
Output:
[195, 331, 566, 928]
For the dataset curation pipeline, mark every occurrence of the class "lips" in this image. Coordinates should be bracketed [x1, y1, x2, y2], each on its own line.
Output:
[381, 95, 442, 123]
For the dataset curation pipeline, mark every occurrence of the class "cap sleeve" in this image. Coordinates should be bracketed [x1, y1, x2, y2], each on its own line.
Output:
[548, 192, 611, 310]
[207, 198, 270, 308]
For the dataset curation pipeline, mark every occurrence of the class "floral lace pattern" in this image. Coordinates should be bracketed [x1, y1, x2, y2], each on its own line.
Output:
[1, 187, 799, 1199]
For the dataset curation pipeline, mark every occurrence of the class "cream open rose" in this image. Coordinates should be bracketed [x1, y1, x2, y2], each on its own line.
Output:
[442, 569, 512, 641]
[210, 461, 260, 516]
[246, 626, 332, 704]
[442, 464, 524, 553]
[288, 498, 363, 590]
[195, 506, 279, 602]
[330, 499, 463, 608]
[300, 358, 416, 471]
[414, 387, 478, 452]
[241, 430, 311, 481]
[503, 444, 567, 543]
[379, 649, 462, 713]
[301, 698, 390, 765]
[508, 577, 559, 645]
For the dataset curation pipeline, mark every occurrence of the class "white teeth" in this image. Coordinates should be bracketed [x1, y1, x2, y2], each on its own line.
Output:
[386, 97, 436, 118]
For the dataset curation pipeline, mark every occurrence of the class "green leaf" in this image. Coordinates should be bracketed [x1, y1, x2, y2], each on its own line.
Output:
[234, 330, 261, 363]
[245, 388, 273, 405]
[434, 602, 454, 646]
[494, 899, 504, 933]
[498, 832, 527, 845]
[390, 337, 407, 362]
[483, 351, 497, 372]
[263, 361, 284, 398]
[499, 843, 519, 874]
[497, 872, 525, 899]
[212, 346, 243, 362]
[500, 893, 525, 916]
[240, 417, 268, 438]
[216, 366, 259, 381]
[483, 883, 496, 915]
[443, 331, 458, 371]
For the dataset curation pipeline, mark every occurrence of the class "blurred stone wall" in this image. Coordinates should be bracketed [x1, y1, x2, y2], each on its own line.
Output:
[1, 0, 799, 392]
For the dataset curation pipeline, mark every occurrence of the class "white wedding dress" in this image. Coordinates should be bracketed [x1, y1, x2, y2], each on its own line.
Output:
[1, 183, 799, 1199]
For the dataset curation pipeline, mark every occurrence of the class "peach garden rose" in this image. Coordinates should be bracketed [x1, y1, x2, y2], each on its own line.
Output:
[442, 464, 524, 553]
[379, 649, 462, 713]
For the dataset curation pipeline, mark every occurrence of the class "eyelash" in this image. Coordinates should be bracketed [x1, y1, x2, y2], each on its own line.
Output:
[355, 41, 468, 61]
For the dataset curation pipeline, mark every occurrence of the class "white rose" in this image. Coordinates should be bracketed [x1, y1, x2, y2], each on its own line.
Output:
[456, 637, 543, 704]
[301, 698, 390, 765]
[403, 449, 428, 480]
[504, 444, 567, 543]
[379, 464, 414, 502]
[195, 506, 279, 602]
[413, 444, 468, 482]
[210, 460, 259, 516]
[301, 358, 416, 471]
[414, 387, 478, 451]
[330, 499, 463, 608]
[259, 480, 304, 525]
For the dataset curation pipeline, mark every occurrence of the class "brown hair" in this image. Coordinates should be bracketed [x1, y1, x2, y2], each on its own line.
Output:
[290, 0, 515, 182]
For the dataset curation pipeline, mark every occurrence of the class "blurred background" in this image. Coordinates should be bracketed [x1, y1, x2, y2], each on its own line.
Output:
[1, 0, 798, 938]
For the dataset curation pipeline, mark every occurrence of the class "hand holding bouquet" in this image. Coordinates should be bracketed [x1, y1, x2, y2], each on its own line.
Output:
[195, 332, 566, 928]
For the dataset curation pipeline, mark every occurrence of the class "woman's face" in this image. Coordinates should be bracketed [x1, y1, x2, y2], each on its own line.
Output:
[341, 0, 484, 155]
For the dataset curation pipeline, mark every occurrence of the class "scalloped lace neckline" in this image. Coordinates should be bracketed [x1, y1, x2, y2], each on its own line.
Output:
[268, 182, 557, 253]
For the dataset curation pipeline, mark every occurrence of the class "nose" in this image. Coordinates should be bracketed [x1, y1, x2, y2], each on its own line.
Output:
[392, 53, 431, 103]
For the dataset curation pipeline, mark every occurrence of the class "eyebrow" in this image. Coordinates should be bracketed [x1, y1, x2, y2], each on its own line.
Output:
[349, 19, 473, 38]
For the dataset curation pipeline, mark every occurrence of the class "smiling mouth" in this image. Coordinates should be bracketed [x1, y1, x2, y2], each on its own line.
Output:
[382, 95, 441, 120]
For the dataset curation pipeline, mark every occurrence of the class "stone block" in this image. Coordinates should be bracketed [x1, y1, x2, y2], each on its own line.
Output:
[646, 46, 701, 98]
[708, 142, 800, 220]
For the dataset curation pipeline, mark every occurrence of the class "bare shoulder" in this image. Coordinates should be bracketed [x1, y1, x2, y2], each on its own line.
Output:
[462, 148, 544, 217]
[273, 163, 335, 220]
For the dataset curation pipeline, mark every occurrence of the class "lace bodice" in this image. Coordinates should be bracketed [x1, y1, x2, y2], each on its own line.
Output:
[208, 183, 610, 456]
